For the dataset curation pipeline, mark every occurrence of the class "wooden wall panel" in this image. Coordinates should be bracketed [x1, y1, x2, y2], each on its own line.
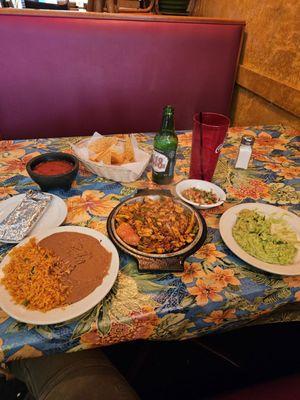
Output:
[194, 0, 300, 129]
[232, 87, 300, 130]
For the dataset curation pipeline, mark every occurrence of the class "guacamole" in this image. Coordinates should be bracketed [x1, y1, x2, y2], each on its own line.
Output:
[232, 209, 298, 265]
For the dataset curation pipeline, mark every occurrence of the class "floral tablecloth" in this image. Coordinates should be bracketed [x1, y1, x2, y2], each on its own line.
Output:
[0, 125, 299, 362]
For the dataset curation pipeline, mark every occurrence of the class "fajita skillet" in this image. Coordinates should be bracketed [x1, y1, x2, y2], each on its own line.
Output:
[107, 190, 207, 272]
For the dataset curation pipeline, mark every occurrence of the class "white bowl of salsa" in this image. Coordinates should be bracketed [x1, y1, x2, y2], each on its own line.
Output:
[176, 179, 226, 209]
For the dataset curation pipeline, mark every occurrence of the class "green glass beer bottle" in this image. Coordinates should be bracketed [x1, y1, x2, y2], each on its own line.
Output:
[152, 105, 178, 185]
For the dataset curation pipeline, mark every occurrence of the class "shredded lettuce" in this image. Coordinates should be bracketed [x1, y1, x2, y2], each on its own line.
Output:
[232, 209, 298, 265]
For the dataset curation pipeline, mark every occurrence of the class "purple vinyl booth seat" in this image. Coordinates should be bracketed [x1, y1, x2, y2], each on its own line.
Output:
[0, 11, 245, 140]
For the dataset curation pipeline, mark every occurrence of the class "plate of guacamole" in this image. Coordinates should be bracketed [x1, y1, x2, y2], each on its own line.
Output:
[219, 203, 300, 275]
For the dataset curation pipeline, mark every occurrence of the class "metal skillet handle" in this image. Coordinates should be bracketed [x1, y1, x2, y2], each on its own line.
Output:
[137, 255, 185, 273]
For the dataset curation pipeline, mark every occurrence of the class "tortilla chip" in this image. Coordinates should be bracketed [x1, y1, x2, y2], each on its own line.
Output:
[94, 148, 112, 164]
[111, 149, 125, 164]
[114, 134, 126, 140]
[88, 137, 117, 155]
[123, 135, 135, 163]
[89, 149, 109, 162]
[89, 153, 99, 162]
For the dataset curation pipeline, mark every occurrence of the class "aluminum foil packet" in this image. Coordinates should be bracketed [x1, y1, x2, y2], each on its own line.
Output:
[0, 190, 52, 243]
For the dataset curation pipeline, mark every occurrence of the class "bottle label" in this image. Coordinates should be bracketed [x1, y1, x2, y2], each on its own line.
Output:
[152, 150, 169, 173]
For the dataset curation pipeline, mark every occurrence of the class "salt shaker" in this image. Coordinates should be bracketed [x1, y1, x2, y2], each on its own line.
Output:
[235, 135, 255, 169]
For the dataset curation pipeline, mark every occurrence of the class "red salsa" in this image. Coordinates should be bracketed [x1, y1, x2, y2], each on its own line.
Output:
[33, 160, 74, 176]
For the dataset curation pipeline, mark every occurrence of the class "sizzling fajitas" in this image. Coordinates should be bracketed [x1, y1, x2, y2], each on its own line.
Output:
[115, 196, 198, 254]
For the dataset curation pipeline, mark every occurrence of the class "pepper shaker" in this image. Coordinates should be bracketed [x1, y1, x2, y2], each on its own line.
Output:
[235, 135, 255, 169]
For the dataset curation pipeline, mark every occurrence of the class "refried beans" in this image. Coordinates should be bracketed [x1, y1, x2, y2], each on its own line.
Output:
[39, 232, 111, 304]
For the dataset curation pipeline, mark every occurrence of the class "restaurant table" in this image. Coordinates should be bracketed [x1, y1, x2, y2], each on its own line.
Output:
[0, 125, 299, 363]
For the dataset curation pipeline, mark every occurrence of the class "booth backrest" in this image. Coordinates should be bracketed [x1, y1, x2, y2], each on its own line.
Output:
[0, 11, 245, 139]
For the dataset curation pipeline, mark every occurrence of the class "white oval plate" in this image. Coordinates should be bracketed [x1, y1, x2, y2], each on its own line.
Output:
[219, 203, 300, 276]
[0, 193, 67, 243]
[0, 226, 119, 324]
[176, 179, 226, 209]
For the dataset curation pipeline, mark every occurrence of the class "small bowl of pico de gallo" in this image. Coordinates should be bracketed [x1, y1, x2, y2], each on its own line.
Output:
[175, 179, 226, 209]
[26, 152, 79, 191]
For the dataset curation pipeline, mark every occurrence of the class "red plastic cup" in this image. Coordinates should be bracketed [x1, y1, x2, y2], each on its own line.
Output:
[189, 112, 230, 181]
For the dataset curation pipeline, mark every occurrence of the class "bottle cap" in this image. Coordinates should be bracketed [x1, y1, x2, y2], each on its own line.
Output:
[241, 135, 255, 146]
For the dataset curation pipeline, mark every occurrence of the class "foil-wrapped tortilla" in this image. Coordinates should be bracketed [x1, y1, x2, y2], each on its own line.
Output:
[0, 190, 52, 243]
